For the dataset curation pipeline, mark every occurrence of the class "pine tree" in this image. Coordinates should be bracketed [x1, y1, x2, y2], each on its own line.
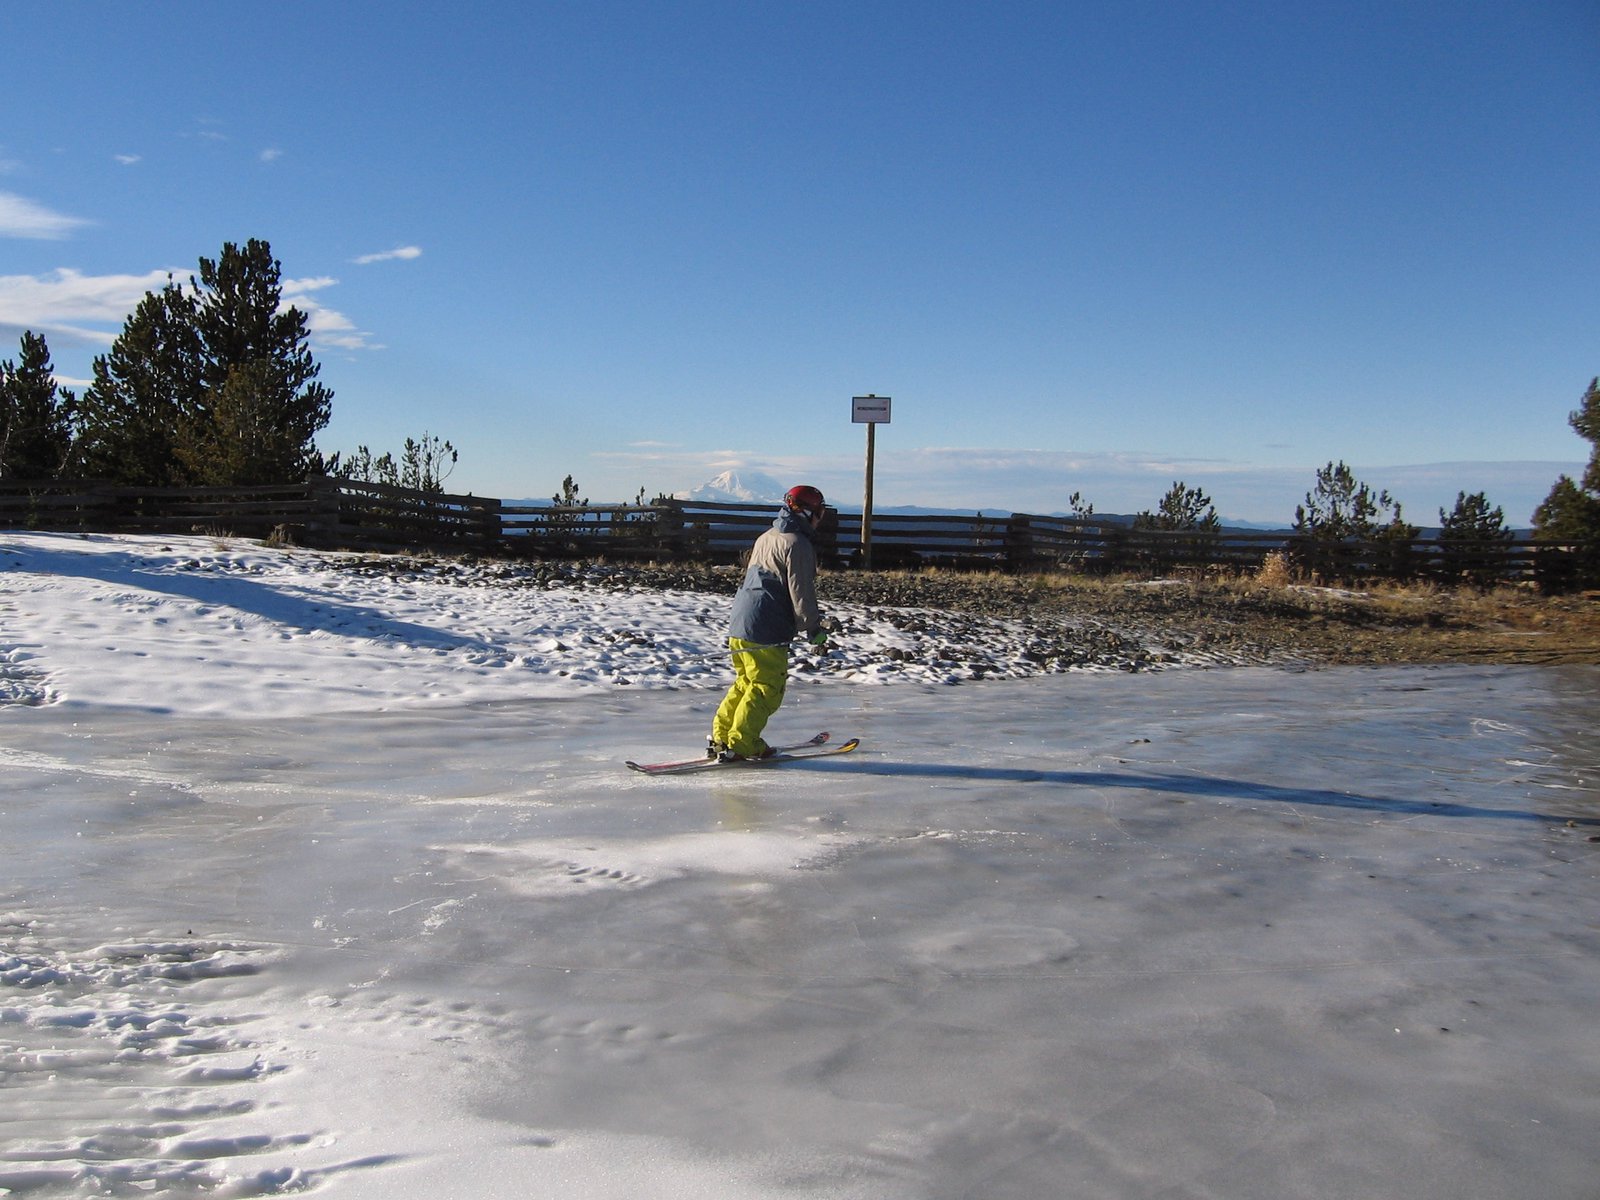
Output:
[1535, 378, 1600, 540]
[1134, 481, 1221, 532]
[177, 239, 332, 484]
[397, 434, 457, 493]
[1533, 476, 1600, 541]
[1131, 481, 1221, 571]
[1531, 378, 1600, 590]
[0, 331, 76, 480]
[1438, 491, 1511, 585]
[75, 242, 331, 486]
[1293, 461, 1416, 579]
[73, 278, 202, 485]
[552, 474, 587, 507]
[335, 433, 457, 491]
[1439, 490, 1508, 542]
[1294, 461, 1399, 540]
[1576, 377, 1600, 498]
[546, 474, 590, 551]
[176, 361, 306, 486]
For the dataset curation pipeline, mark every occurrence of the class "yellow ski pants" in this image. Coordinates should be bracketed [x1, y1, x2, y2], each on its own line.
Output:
[711, 638, 789, 757]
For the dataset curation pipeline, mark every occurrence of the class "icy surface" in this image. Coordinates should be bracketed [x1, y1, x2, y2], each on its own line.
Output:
[2, 533, 1598, 1197]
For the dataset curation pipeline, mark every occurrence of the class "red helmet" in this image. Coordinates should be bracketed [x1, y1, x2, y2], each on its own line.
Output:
[784, 485, 826, 518]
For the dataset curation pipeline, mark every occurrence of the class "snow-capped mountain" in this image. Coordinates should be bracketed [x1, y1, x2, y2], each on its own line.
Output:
[674, 470, 786, 505]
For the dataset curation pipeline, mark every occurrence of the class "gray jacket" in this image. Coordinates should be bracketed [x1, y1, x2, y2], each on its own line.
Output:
[728, 508, 822, 645]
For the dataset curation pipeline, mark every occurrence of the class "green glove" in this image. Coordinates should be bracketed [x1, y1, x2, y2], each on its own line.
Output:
[809, 631, 829, 648]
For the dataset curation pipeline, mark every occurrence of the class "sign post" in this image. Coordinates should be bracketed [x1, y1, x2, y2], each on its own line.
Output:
[851, 394, 891, 571]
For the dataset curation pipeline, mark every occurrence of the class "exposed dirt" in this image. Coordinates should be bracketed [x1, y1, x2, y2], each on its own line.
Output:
[343, 554, 1600, 669]
[813, 571, 1600, 667]
[604, 564, 1600, 667]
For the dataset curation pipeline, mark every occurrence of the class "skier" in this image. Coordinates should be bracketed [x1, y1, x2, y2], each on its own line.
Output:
[709, 484, 830, 761]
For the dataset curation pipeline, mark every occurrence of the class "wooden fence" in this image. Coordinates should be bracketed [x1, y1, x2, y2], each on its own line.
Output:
[3, 476, 1596, 587]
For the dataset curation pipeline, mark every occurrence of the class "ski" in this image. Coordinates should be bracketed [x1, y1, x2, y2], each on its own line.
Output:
[627, 738, 859, 776]
[627, 732, 859, 776]
[626, 731, 830, 775]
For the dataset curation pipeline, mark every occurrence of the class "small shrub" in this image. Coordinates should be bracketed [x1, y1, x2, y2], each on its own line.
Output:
[1254, 551, 1293, 589]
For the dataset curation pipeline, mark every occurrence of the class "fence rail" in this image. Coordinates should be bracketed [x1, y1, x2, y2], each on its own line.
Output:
[3, 477, 1596, 588]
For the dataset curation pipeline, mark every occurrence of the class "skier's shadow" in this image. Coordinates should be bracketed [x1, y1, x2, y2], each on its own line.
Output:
[795, 758, 1600, 827]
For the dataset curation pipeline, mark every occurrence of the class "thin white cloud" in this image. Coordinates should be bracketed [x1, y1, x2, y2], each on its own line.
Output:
[259, 148, 283, 163]
[0, 267, 180, 344]
[189, 119, 228, 144]
[0, 267, 382, 355]
[281, 276, 339, 294]
[0, 191, 92, 240]
[114, 154, 142, 166]
[280, 275, 380, 351]
[353, 245, 422, 265]
[294, 303, 379, 351]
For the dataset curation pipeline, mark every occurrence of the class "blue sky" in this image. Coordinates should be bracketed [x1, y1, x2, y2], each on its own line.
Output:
[2, 1, 1596, 525]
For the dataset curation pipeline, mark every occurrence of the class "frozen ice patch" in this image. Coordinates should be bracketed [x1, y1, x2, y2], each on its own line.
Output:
[442, 829, 863, 899]
[909, 924, 1081, 971]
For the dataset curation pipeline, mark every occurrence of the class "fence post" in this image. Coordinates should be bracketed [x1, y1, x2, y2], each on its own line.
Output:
[304, 475, 341, 547]
[1004, 514, 1033, 571]
[656, 499, 687, 558]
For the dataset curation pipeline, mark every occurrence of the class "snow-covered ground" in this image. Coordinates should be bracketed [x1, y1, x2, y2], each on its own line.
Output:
[2, 532, 1597, 1198]
[0, 532, 1275, 716]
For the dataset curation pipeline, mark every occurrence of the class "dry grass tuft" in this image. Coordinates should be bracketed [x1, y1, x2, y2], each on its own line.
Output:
[1252, 552, 1294, 590]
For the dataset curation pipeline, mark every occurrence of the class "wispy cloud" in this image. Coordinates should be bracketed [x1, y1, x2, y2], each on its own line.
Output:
[189, 118, 228, 144]
[0, 268, 382, 356]
[353, 245, 422, 265]
[0, 191, 91, 240]
[114, 154, 142, 166]
[0, 267, 178, 344]
[280, 275, 380, 351]
[259, 148, 283, 164]
[282, 276, 340, 294]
